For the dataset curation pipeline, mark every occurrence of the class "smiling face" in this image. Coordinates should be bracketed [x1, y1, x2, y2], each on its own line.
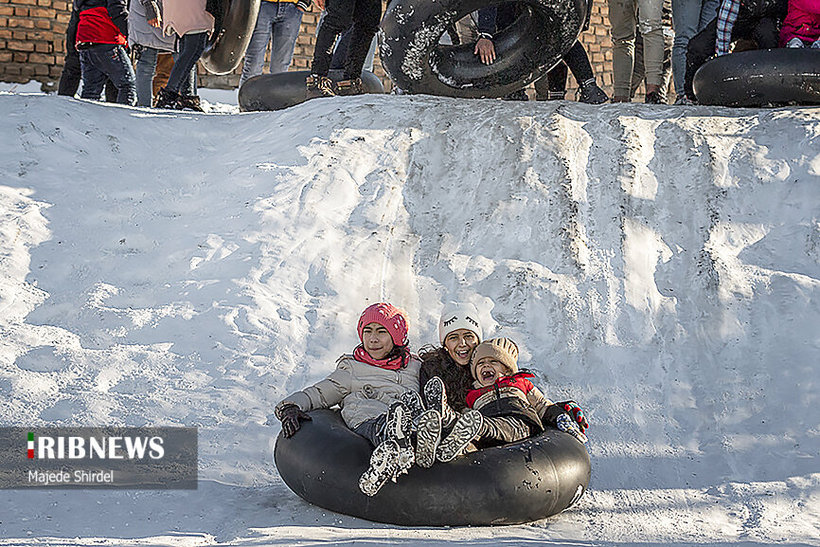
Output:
[361, 322, 395, 360]
[443, 328, 479, 366]
[473, 356, 510, 387]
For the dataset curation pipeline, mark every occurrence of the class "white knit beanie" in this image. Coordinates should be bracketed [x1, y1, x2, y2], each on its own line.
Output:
[438, 302, 483, 345]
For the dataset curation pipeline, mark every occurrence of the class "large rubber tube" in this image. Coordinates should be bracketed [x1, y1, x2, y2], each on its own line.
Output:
[238, 70, 385, 111]
[274, 409, 591, 526]
[200, 0, 261, 75]
[379, 0, 587, 98]
[693, 48, 820, 107]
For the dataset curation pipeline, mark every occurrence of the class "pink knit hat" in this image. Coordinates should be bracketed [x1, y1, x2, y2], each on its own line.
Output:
[356, 303, 409, 346]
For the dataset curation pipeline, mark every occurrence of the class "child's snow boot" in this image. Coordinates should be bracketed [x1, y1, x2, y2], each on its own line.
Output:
[436, 409, 483, 462]
[358, 438, 401, 496]
[306, 74, 335, 100]
[414, 409, 442, 468]
[398, 390, 426, 423]
[578, 78, 608, 104]
[383, 402, 414, 478]
[537, 90, 566, 101]
[155, 86, 180, 109]
[423, 376, 458, 429]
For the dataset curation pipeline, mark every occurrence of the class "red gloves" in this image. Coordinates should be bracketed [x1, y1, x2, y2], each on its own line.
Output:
[557, 400, 588, 432]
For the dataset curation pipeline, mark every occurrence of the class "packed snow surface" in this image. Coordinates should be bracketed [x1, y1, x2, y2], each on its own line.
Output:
[0, 90, 818, 546]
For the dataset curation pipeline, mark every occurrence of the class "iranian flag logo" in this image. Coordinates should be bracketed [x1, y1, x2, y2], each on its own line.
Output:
[27, 432, 34, 459]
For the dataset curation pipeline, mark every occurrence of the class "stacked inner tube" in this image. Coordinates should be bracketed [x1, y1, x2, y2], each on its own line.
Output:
[693, 48, 820, 107]
[200, 0, 261, 75]
[274, 409, 591, 526]
[379, 0, 587, 98]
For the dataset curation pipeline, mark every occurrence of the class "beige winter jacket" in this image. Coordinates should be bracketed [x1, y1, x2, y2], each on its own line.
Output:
[162, 0, 214, 37]
[275, 354, 421, 429]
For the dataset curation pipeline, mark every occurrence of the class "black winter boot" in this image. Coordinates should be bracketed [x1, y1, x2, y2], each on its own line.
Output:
[578, 78, 608, 104]
[154, 86, 180, 109]
[423, 376, 458, 429]
[436, 409, 483, 462]
[414, 409, 442, 468]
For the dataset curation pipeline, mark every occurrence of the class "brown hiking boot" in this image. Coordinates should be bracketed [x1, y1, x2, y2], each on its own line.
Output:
[177, 94, 204, 112]
[334, 77, 365, 96]
[306, 74, 335, 100]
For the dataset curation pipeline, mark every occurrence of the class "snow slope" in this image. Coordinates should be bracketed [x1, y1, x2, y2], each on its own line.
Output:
[0, 91, 818, 546]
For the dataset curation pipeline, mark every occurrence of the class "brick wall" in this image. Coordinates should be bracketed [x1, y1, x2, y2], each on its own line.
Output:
[1, 0, 615, 96]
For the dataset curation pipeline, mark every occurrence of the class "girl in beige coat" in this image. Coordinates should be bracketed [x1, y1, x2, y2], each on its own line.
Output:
[275, 302, 421, 496]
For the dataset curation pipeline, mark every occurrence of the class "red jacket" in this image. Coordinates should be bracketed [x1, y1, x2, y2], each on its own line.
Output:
[779, 0, 820, 44]
[74, 0, 128, 46]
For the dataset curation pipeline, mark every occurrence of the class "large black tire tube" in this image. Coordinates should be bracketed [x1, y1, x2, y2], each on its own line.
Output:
[693, 48, 820, 107]
[274, 409, 591, 526]
[201, 0, 261, 75]
[238, 70, 385, 111]
[379, 0, 587, 98]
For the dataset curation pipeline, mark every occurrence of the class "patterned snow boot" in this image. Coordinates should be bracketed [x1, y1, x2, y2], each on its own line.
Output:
[358, 438, 401, 496]
[414, 409, 442, 468]
[398, 390, 426, 424]
[423, 376, 459, 429]
[177, 94, 204, 112]
[383, 401, 414, 479]
[334, 77, 365, 96]
[436, 409, 483, 462]
[305, 74, 335, 100]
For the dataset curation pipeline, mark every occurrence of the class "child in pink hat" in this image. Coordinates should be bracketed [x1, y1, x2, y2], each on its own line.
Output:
[275, 302, 422, 496]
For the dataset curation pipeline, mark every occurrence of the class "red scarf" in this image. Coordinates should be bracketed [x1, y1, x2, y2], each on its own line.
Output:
[353, 345, 410, 371]
[465, 371, 535, 408]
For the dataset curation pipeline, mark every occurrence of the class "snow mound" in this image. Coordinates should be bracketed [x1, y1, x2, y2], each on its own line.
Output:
[0, 93, 818, 546]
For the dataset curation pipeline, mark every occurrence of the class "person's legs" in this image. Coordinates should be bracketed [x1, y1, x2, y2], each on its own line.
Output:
[165, 32, 208, 93]
[58, 48, 82, 96]
[153, 53, 174, 97]
[630, 30, 646, 97]
[312, 0, 356, 77]
[636, 0, 664, 89]
[268, 2, 303, 74]
[683, 18, 716, 101]
[608, 0, 638, 100]
[343, 0, 381, 80]
[78, 48, 107, 100]
[750, 16, 780, 49]
[135, 46, 159, 107]
[239, 1, 276, 86]
[697, 0, 719, 30]
[671, 0, 702, 97]
[534, 63, 567, 99]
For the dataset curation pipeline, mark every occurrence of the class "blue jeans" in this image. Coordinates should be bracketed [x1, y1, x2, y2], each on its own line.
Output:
[671, 0, 719, 96]
[240, 1, 303, 86]
[166, 32, 208, 95]
[135, 46, 160, 107]
[78, 44, 136, 105]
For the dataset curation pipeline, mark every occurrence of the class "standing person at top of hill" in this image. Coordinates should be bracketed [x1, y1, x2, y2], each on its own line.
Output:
[609, 0, 666, 103]
[304, 0, 381, 99]
[274, 302, 421, 496]
[128, 0, 177, 107]
[154, 0, 222, 111]
[238, 0, 310, 87]
[73, 0, 137, 105]
[682, 0, 787, 102]
[778, 0, 820, 47]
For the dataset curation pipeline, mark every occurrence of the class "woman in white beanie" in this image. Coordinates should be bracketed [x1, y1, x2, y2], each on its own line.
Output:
[417, 302, 484, 418]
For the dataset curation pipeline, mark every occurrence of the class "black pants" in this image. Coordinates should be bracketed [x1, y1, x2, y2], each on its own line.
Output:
[312, 0, 381, 79]
[535, 41, 595, 96]
[684, 16, 779, 100]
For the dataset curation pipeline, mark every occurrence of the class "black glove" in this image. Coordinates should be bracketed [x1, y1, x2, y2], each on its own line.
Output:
[277, 404, 311, 438]
[556, 400, 589, 432]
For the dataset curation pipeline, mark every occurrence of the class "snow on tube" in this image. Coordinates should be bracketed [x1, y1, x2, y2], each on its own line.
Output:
[379, 0, 587, 98]
[274, 409, 591, 526]
[200, 0, 261, 75]
[238, 70, 385, 111]
[693, 48, 820, 107]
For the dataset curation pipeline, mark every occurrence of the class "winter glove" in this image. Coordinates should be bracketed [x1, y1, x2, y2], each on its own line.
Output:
[277, 403, 311, 438]
[556, 413, 588, 444]
[556, 400, 588, 432]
